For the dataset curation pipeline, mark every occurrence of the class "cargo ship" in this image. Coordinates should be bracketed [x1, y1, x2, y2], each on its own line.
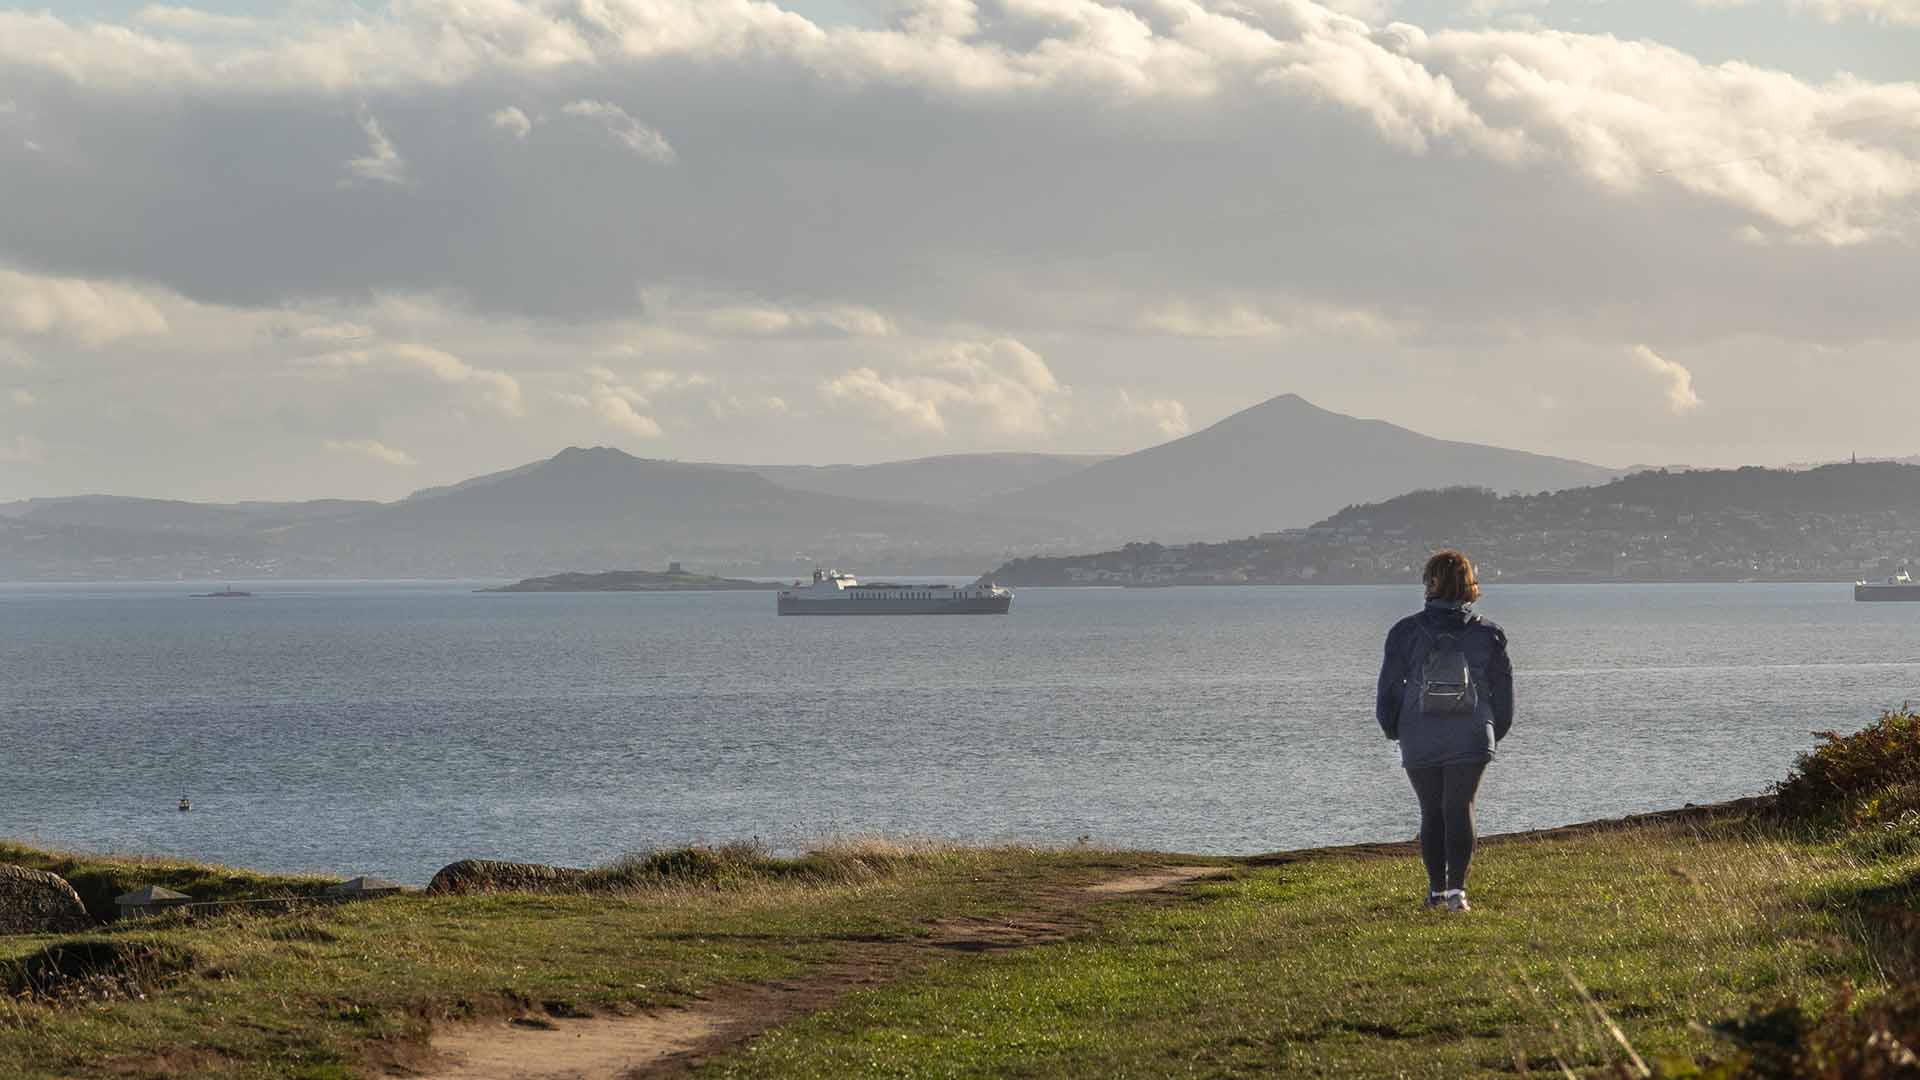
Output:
[777, 570, 1013, 615]
[1855, 571, 1920, 601]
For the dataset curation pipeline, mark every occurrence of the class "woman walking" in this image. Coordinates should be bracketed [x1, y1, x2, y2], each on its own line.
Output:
[1375, 550, 1514, 913]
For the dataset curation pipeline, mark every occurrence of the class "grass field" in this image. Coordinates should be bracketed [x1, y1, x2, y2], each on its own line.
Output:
[710, 817, 1902, 1078]
[6, 713, 1920, 1079]
[0, 844, 1179, 1079]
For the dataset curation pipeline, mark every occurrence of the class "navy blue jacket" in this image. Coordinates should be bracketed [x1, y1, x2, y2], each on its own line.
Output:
[1375, 600, 1514, 768]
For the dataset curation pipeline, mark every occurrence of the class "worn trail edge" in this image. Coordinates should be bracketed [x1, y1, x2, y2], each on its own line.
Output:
[406, 866, 1225, 1080]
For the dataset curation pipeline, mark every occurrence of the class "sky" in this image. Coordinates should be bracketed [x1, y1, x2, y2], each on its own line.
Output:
[0, 0, 1916, 501]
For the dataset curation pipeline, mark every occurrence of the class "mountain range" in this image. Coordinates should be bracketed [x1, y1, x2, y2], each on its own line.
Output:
[0, 394, 1621, 580]
[986, 462, 1920, 586]
[988, 394, 1616, 540]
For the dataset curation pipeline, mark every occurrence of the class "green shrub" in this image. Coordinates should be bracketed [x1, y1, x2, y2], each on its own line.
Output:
[1641, 984, 1920, 1079]
[1775, 709, 1920, 826]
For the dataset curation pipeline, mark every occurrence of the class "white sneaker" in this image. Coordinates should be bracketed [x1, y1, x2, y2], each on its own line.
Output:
[1442, 889, 1471, 913]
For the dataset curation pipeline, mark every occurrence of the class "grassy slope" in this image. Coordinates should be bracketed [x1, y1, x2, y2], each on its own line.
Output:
[0, 846, 1171, 1080]
[1, 812, 1914, 1079]
[0, 842, 337, 917]
[710, 818, 1901, 1078]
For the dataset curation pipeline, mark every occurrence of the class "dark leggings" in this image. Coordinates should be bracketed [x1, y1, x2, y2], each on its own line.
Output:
[1406, 762, 1489, 893]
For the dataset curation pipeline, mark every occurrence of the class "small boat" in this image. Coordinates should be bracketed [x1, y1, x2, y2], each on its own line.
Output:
[178, 794, 191, 812]
[1855, 571, 1920, 601]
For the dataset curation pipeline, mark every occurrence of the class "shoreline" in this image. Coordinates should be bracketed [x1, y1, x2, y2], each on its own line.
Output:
[1, 789, 1857, 1080]
[0, 795, 1774, 893]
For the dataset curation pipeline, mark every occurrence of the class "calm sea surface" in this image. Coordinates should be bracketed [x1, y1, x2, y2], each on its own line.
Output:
[3, 581, 1917, 884]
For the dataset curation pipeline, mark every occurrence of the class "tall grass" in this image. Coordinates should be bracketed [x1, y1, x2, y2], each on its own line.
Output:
[1602, 708, 1920, 1078]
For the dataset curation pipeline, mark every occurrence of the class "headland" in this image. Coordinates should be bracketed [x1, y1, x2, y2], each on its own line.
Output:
[2, 711, 1916, 1078]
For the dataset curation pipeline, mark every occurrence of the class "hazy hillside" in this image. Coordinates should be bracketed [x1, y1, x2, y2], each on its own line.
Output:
[0, 514, 274, 580]
[991, 394, 1617, 542]
[0, 496, 377, 534]
[742, 452, 1111, 506]
[274, 447, 1071, 577]
[0, 399, 1627, 579]
[987, 462, 1920, 586]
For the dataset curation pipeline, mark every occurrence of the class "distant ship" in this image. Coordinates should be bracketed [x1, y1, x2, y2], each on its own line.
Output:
[777, 570, 1012, 615]
[1855, 572, 1920, 601]
[191, 585, 253, 599]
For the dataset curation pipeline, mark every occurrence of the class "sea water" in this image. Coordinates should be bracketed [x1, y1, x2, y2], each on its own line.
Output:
[3, 581, 1916, 883]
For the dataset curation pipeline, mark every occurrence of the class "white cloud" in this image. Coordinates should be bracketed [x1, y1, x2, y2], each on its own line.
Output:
[1693, 0, 1920, 24]
[1115, 390, 1191, 438]
[0, 0, 1918, 495]
[302, 343, 524, 415]
[638, 290, 895, 339]
[590, 387, 665, 437]
[288, 320, 374, 344]
[1632, 345, 1703, 415]
[0, 434, 45, 464]
[489, 106, 532, 139]
[325, 438, 418, 465]
[556, 366, 677, 437]
[879, 0, 981, 36]
[342, 108, 409, 187]
[561, 100, 676, 163]
[821, 338, 1067, 437]
[0, 269, 169, 346]
[821, 367, 946, 432]
[1135, 296, 1399, 340]
[386, 343, 522, 414]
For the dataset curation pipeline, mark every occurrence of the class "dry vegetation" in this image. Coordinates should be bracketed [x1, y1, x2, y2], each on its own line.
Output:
[9, 715, 1920, 1077]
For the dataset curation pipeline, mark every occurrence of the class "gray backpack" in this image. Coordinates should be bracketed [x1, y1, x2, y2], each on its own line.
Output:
[1416, 623, 1479, 716]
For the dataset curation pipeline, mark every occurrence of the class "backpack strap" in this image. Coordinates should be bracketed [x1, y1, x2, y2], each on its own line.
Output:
[1408, 620, 1434, 658]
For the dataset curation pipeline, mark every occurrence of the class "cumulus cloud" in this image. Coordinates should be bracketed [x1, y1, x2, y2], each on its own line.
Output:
[0, 269, 169, 346]
[387, 343, 521, 414]
[325, 438, 418, 465]
[0, 0, 1917, 496]
[1115, 391, 1191, 438]
[638, 290, 894, 339]
[590, 388, 665, 437]
[489, 106, 532, 138]
[821, 338, 1067, 437]
[302, 343, 524, 415]
[1632, 345, 1703, 415]
[342, 109, 409, 187]
[1135, 296, 1399, 340]
[279, 320, 374, 345]
[560, 100, 675, 162]
[552, 366, 679, 437]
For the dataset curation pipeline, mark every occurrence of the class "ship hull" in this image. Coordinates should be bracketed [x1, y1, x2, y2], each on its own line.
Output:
[1856, 584, 1920, 601]
[777, 596, 1011, 616]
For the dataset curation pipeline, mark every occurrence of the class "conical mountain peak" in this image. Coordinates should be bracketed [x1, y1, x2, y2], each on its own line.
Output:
[991, 392, 1614, 541]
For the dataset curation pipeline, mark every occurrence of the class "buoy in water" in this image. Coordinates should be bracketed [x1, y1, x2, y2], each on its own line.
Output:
[178, 796, 191, 812]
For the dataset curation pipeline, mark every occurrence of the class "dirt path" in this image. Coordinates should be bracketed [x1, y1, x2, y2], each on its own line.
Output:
[408, 866, 1223, 1080]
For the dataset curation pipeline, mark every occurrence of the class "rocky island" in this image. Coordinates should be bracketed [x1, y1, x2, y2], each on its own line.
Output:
[483, 566, 783, 592]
